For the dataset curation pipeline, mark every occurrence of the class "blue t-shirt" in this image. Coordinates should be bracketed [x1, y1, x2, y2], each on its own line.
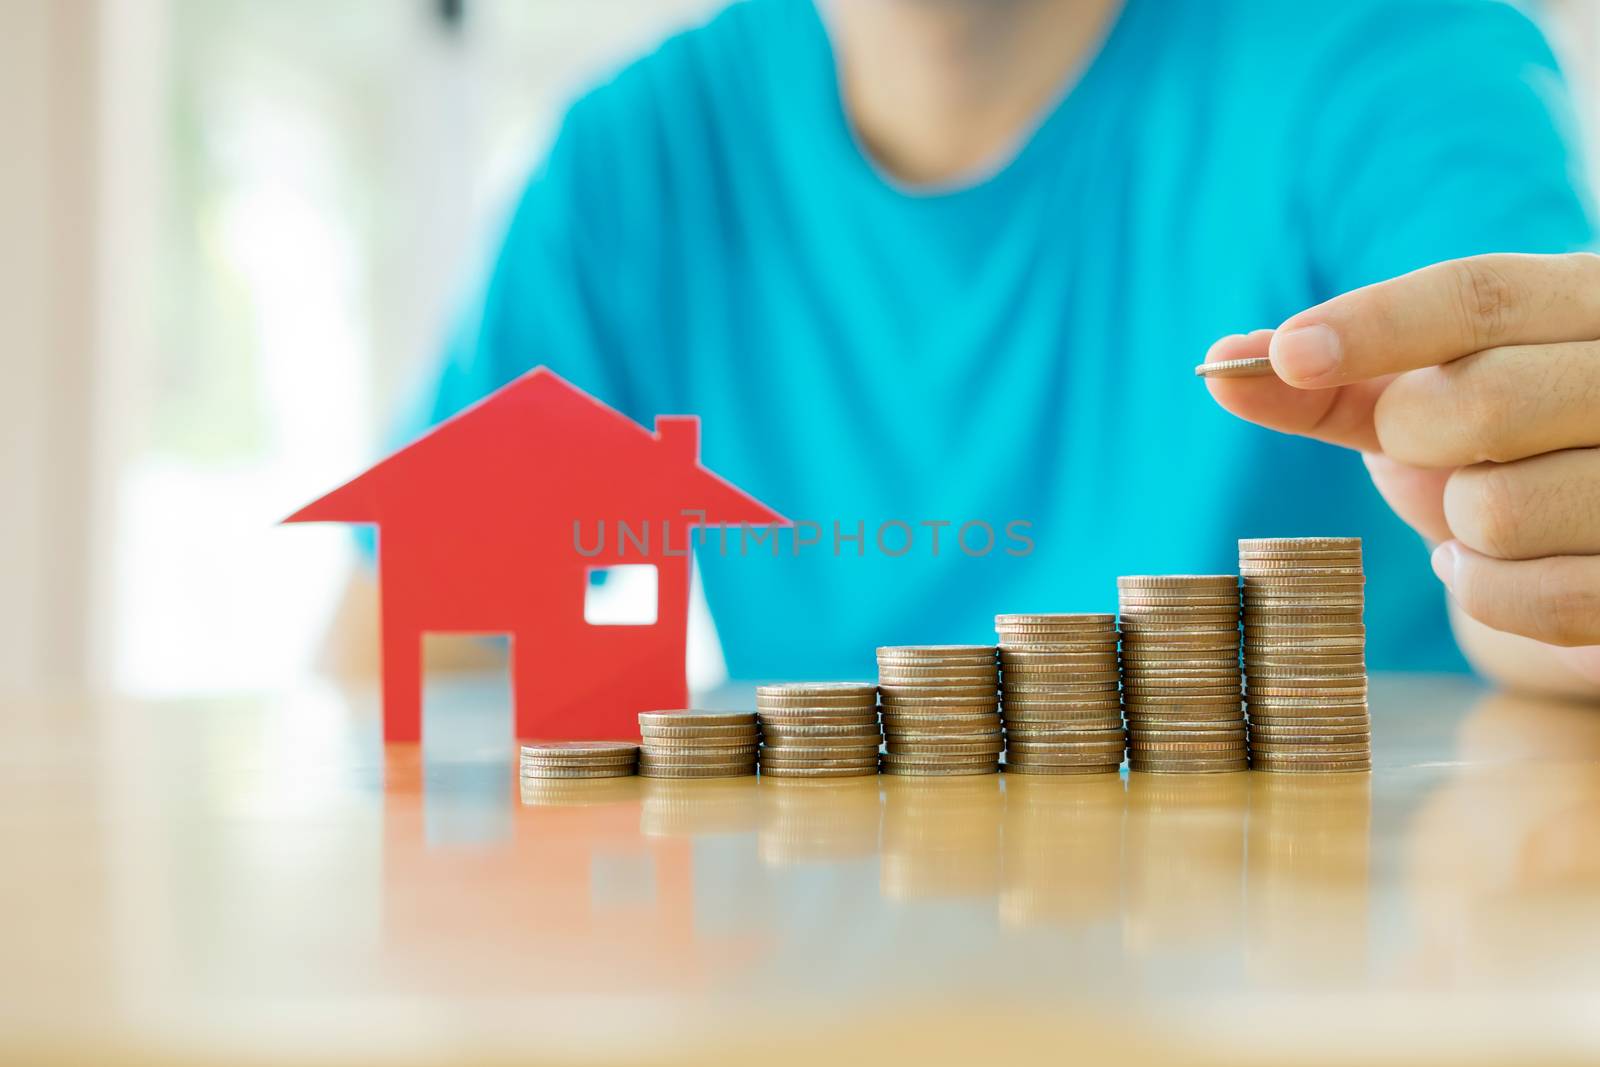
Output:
[414, 0, 1594, 679]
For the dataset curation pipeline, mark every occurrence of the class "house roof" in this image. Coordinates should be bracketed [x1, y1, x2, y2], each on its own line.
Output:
[283, 367, 787, 527]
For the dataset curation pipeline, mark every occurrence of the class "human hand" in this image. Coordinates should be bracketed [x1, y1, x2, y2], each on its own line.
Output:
[1203, 253, 1600, 687]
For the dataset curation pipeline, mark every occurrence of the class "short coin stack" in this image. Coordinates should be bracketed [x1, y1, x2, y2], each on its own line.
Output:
[519, 740, 639, 779]
[1117, 576, 1247, 773]
[637, 710, 759, 778]
[755, 683, 882, 778]
[1239, 538, 1371, 773]
[876, 646, 1003, 776]
[994, 614, 1125, 775]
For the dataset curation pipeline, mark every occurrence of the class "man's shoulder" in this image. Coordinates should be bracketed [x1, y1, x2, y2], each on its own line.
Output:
[560, 0, 800, 148]
[1206, 0, 1549, 56]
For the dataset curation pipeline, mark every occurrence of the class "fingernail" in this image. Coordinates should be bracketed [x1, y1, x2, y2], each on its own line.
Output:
[1271, 324, 1342, 383]
[1430, 542, 1458, 590]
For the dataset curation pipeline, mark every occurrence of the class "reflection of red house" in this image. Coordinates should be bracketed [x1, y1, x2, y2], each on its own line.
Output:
[286, 367, 785, 743]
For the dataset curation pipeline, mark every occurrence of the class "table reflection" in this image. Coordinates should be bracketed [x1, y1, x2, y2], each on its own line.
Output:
[1123, 772, 1251, 955]
[1245, 772, 1372, 984]
[881, 775, 1006, 901]
[999, 773, 1125, 930]
[1403, 688, 1600, 988]
[358, 677, 1600, 1008]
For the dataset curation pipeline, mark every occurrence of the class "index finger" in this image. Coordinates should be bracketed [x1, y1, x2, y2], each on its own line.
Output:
[1269, 252, 1600, 388]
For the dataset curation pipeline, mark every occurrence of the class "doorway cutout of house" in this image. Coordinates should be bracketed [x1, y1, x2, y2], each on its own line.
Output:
[421, 632, 513, 763]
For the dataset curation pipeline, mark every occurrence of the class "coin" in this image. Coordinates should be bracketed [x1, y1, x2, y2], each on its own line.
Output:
[879, 708, 1002, 721]
[1247, 741, 1372, 756]
[994, 612, 1116, 627]
[1123, 696, 1244, 708]
[1249, 723, 1370, 737]
[1117, 574, 1239, 589]
[639, 763, 757, 779]
[637, 734, 764, 748]
[1004, 738, 1124, 757]
[639, 723, 761, 739]
[886, 739, 1006, 756]
[879, 686, 998, 702]
[1128, 759, 1248, 773]
[1003, 762, 1121, 775]
[519, 765, 639, 779]
[881, 763, 999, 776]
[759, 765, 879, 778]
[761, 723, 881, 739]
[1005, 728, 1125, 744]
[1117, 593, 1241, 605]
[1194, 356, 1274, 378]
[638, 710, 756, 728]
[877, 665, 1000, 681]
[757, 743, 881, 757]
[1005, 752, 1127, 767]
[756, 714, 880, 729]
[879, 698, 1001, 712]
[520, 740, 637, 758]
[757, 755, 882, 769]
[1127, 728, 1247, 741]
[1246, 716, 1371, 730]
[637, 746, 759, 762]
[1244, 664, 1367, 679]
[878, 644, 996, 658]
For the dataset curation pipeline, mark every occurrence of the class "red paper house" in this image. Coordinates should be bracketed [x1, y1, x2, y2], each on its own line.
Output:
[285, 367, 787, 743]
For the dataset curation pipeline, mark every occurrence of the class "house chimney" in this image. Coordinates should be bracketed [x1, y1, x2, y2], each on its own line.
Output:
[655, 416, 700, 465]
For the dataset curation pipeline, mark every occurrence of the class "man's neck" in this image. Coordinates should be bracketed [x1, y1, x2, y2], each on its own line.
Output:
[823, 0, 1123, 187]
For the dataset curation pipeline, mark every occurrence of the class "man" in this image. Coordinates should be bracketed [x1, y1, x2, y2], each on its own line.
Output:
[392, 0, 1600, 693]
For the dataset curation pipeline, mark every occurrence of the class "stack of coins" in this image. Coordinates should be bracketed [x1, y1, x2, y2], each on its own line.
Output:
[755, 682, 882, 778]
[994, 613, 1124, 775]
[636, 710, 759, 778]
[1238, 537, 1371, 773]
[1117, 576, 1247, 774]
[518, 740, 639, 779]
[876, 646, 1002, 776]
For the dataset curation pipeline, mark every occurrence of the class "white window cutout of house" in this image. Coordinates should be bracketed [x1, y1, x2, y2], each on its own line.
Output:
[584, 565, 659, 625]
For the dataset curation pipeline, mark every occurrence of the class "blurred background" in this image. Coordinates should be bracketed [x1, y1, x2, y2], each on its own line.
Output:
[2, 0, 1596, 700]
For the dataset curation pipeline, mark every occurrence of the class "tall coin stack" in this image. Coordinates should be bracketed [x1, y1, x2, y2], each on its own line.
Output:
[994, 614, 1124, 775]
[637, 710, 759, 778]
[756, 683, 882, 778]
[1238, 538, 1371, 773]
[1117, 576, 1248, 773]
[519, 741, 639, 779]
[876, 646, 1003, 776]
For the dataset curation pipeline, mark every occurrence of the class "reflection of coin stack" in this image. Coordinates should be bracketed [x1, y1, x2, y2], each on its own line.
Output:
[756, 776, 882, 866]
[994, 614, 1124, 775]
[1245, 772, 1372, 981]
[636, 710, 759, 778]
[1000, 774, 1126, 928]
[518, 741, 639, 779]
[876, 646, 1002, 776]
[1117, 576, 1247, 774]
[755, 683, 881, 778]
[519, 775, 639, 808]
[1239, 538, 1371, 773]
[640, 778, 762, 836]
[881, 776, 1004, 899]
[1125, 770, 1250, 950]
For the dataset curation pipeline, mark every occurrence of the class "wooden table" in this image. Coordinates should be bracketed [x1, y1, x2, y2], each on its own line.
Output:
[4, 674, 1599, 1065]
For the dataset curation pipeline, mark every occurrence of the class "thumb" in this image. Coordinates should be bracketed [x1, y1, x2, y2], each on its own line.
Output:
[1202, 331, 1388, 453]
